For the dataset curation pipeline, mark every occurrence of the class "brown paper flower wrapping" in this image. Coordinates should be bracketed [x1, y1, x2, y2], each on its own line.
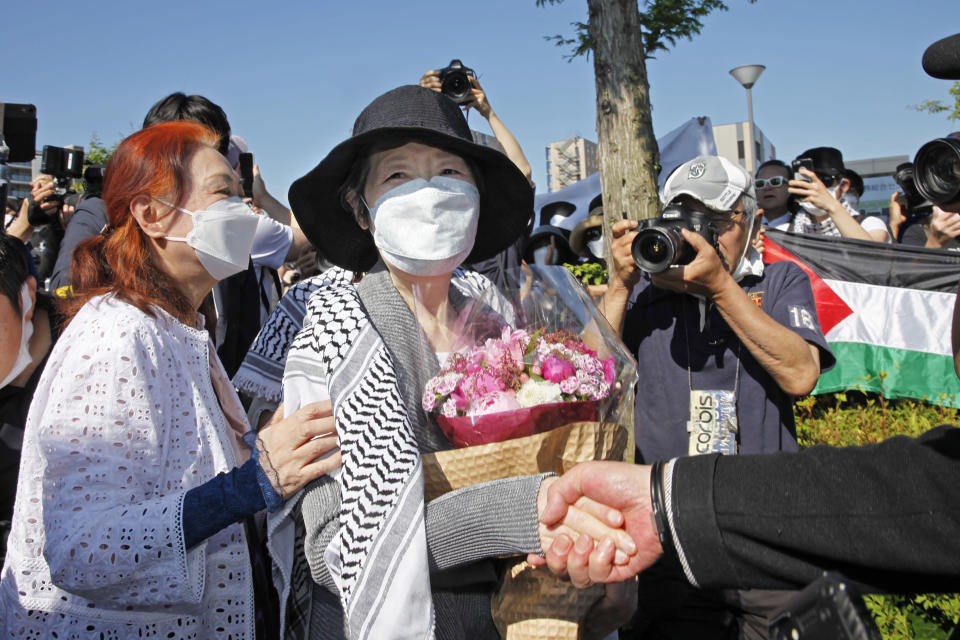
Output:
[422, 421, 628, 639]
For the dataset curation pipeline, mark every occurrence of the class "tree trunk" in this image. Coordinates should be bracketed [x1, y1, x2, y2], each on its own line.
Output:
[588, 0, 661, 239]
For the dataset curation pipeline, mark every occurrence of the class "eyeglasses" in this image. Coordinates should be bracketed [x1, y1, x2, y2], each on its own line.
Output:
[755, 176, 786, 189]
[707, 209, 746, 231]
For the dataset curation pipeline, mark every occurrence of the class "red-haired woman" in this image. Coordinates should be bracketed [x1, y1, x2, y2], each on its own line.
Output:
[0, 121, 340, 638]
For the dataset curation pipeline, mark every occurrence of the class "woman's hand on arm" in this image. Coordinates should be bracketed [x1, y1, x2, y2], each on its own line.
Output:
[256, 400, 341, 499]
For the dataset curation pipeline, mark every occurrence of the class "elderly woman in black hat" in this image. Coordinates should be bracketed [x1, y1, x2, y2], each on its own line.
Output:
[265, 85, 636, 640]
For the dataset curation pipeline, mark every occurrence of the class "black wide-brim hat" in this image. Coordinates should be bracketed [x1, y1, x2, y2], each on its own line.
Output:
[796, 146, 845, 180]
[289, 85, 534, 272]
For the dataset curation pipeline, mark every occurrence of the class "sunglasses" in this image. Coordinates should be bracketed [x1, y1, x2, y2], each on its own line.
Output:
[755, 176, 787, 189]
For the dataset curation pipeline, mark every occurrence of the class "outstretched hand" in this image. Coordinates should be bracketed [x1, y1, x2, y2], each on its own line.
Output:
[533, 461, 663, 588]
[256, 400, 341, 499]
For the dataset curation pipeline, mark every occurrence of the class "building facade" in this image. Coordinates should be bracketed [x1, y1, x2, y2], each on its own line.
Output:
[545, 136, 598, 192]
[712, 121, 774, 174]
[846, 155, 909, 215]
[5, 155, 40, 200]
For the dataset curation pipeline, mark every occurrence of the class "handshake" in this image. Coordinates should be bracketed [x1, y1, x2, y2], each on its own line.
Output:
[530, 461, 662, 588]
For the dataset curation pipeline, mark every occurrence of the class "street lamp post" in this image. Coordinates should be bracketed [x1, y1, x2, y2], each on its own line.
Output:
[729, 64, 765, 174]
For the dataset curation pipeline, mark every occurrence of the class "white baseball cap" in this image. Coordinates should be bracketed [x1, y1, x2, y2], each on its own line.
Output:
[661, 155, 754, 212]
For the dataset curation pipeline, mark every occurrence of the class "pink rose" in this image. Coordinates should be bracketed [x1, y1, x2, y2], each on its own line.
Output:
[477, 370, 505, 395]
[451, 387, 470, 412]
[603, 357, 617, 385]
[542, 356, 576, 383]
[483, 337, 506, 364]
[470, 391, 521, 416]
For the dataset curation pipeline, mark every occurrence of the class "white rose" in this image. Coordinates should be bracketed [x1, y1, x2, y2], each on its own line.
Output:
[516, 379, 563, 408]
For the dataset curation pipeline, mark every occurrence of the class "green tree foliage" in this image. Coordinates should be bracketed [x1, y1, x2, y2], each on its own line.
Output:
[535, 0, 757, 273]
[538, 0, 741, 61]
[909, 81, 960, 122]
[85, 133, 118, 166]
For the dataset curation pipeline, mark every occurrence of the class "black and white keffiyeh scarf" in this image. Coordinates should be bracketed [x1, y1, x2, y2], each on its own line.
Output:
[233, 267, 354, 404]
[284, 263, 492, 640]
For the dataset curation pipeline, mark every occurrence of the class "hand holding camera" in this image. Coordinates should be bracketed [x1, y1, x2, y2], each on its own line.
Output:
[27, 176, 73, 228]
[925, 206, 960, 249]
[462, 76, 492, 118]
[630, 203, 720, 274]
[648, 228, 731, 299]
[608, 219, 642, 292]
[420, 60, 487, 112]
[608, 210, 730, 300]
[788, 168, 841, 214]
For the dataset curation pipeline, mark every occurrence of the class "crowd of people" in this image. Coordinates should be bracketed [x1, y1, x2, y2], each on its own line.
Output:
[0, 33, 958, 640]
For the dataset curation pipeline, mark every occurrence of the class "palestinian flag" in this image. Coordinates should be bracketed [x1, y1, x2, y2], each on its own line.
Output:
[763, 229, 960, 407]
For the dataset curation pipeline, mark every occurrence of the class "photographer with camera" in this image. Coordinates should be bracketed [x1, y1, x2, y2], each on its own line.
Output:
[47, 166, 104, 295]
[784, 147, 890, 243]
[420, 63, 533, 185]
[601, 155, 834, 639]
[420, 62, 535, 284]
[527, 34, 960, 640]
[22, 174, 78, 288]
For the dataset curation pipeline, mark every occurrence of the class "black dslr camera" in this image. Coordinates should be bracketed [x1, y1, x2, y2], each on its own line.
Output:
[893, 162, 933, 216]
[29, 145, 84, 226]
[631, 202, 720, 273]
[913, 136, 960, 210]
[438, 59, 475, 105]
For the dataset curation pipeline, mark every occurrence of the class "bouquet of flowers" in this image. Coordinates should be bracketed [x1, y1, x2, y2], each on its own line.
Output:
[416, 265, 638, 640]
[423, 327, 615, 447]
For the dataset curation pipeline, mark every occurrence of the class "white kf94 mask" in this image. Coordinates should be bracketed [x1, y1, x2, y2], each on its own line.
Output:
[367, 176, 481, 276]
[159, 196, 260, 281]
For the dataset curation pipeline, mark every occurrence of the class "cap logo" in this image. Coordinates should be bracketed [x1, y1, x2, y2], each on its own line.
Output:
[688, 161, 706, 179]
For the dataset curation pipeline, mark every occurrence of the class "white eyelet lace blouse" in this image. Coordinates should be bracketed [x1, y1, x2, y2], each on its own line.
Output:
[0, 294, 255, 639]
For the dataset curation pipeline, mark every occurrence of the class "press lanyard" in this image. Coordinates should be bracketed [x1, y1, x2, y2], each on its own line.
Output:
[681, 297, 742, 396]
[681, 297, 741, 456]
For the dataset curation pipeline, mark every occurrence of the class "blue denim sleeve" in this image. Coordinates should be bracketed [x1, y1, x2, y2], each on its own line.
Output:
[182, 458, 267, 549]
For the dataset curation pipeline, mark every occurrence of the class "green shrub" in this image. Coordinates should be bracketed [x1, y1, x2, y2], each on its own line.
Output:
[563, 262, 608, 285]
[795, 391, 960, 639]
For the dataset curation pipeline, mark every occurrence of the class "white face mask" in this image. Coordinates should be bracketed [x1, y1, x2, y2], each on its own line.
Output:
[368, 176, 480, 276]
[160, 196, 260, 281]
[586, 238, 605, 259]
[841, 192, 860, 209]
[798, 182, 841, 218]
[1, 284, 35, 388]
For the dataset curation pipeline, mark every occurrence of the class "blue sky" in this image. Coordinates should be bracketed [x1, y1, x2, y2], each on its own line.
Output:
[4, 0, 958, 202]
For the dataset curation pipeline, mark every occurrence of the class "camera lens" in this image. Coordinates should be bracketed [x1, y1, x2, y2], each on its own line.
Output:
[632, 227, 680, 273]
[441, 72, 472, 103]
[914, 137, 960, 206]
